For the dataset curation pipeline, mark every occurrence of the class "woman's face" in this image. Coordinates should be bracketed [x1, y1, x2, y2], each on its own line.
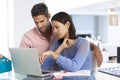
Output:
[51, 20, 69, 38]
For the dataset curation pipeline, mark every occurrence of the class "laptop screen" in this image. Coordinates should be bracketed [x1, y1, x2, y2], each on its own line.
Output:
[9, 48, 44, 76]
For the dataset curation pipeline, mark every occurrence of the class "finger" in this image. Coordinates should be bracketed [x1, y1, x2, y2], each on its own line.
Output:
[44, 56, 48, 60]
[41, 54, 47, 64]
[69, 41, 74, 47]
[42, 55, 48, 62]
[65, 39, 71, 47]
[41, 55, 45, 64]
[39, 56, 43, 64]
[62, 38, 69, 48]
[67, 40, 75, 47]
[42, 55, 47, 61]
[66, 40, 70, 47]
[63, 38, 67, 44]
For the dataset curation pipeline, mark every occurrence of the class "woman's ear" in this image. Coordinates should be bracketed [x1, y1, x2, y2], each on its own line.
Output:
[66, 21, 70, 28]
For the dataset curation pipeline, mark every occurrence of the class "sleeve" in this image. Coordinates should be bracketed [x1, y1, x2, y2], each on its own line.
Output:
[41, 41, 58, 70]
[49, 40, 58, 51]
[19, 34, 32, 48]
[56, 39, 91, 72]
[41, 56, 56, 70]
[50, 33, 58, 46]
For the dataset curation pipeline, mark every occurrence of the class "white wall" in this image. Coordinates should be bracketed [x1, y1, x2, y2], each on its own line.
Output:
[71, 14, 120, 45]
[97, 15, 120, 45]
[71, 15, 94, 38]
[0, 0, 9, 57]
[14, 0, 44, 47]
[45, 0, 110, 15]
[13, 0, 120, 47]
[97, 16, 109, 43]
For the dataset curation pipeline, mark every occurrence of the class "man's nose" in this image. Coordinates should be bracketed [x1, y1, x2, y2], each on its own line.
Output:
[38, 23, 43, 28]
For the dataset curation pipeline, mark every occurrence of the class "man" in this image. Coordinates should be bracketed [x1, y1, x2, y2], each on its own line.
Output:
[20, 3, 53, 56]
[20, 3, 103, 67]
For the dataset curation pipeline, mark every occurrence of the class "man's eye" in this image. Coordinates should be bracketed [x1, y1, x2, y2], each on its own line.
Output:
[40, 20, 44, 23]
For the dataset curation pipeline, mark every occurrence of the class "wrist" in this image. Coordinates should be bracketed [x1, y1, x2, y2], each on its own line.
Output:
[49, 51, 54, 55]
[51, 52, 58, 60]
[59, 45, 65, 51]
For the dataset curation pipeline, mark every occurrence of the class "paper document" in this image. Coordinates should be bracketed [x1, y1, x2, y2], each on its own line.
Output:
[53, 70, 90, 77]
[62, 70, 90, 77]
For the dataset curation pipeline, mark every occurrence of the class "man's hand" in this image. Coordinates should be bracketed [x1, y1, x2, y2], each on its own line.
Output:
[90, 43, 103, 67]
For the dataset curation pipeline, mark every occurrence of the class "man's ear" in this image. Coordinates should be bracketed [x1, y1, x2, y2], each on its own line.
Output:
[48, 13, 51, 19]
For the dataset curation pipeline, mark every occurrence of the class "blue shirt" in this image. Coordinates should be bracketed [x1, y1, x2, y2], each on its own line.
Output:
[42, 37, 95, 80]
[42, 37, 92, 72]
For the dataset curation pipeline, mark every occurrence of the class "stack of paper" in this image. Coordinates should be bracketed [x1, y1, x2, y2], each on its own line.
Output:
[62, 70, 90, 77]
[53, 70, 90, 77]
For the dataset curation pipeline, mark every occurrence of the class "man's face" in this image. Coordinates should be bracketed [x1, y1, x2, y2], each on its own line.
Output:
[33, 15, 49, 33]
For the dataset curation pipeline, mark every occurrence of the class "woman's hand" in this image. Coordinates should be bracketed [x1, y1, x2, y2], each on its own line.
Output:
[39, 51, 54, 64]
[60, 38, 75, 49]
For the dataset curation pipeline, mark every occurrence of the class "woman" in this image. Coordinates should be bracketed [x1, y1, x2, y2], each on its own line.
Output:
[40, 12, 94, 79]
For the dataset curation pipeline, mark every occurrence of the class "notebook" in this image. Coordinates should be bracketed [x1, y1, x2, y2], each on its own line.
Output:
[9, 48, 54, 77]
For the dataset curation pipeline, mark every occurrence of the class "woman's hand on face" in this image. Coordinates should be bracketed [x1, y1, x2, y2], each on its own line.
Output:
[39, 51, 54, 64]
[61, 38, 75, 49]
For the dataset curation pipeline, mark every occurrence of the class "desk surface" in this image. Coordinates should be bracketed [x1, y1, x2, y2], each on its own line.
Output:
[0, 63, 120, 80]
[95, 63, 120, 80]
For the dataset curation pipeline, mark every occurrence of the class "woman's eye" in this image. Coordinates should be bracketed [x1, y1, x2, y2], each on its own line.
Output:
[55, 26, 59, 29]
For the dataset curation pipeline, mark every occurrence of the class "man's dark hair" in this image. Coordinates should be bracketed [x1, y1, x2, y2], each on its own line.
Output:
[31, 3, 49, 17]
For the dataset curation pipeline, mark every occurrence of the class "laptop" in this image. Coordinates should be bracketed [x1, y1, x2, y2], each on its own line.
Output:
[9, 48, 54, 77]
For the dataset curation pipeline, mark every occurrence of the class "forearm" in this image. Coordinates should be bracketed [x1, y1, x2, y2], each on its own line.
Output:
[42, 56, 56, 70]
[56, 51, 89, 72]
[51, 46, 64, 60]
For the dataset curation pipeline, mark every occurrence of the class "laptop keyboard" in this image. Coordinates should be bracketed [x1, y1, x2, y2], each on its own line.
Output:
[98, 67, 120, 77]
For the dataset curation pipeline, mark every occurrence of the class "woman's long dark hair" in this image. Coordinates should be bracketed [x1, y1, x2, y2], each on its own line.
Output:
[51, 12, 77, 44]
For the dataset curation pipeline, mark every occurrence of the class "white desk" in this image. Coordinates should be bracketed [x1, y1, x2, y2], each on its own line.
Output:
[95, 63, 120, 80]
[0, 63, 120, 80]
